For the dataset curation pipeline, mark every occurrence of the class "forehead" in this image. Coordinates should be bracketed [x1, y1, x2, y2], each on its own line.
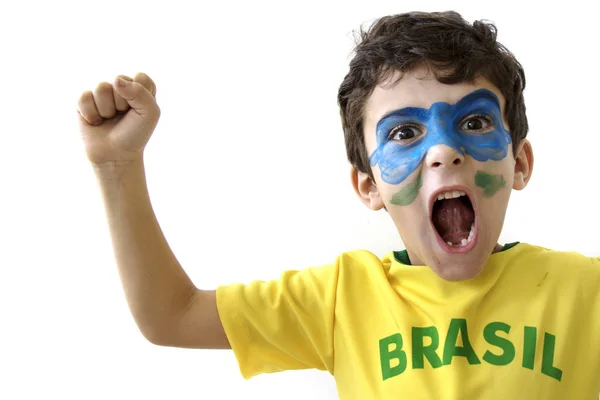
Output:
[364, 68, 506, 126]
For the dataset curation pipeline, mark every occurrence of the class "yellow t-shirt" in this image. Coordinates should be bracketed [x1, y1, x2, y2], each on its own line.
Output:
[216, 243, 600, 399]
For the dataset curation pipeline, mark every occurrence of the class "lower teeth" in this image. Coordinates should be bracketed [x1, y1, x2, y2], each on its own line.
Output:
[446, 223, 476, 247]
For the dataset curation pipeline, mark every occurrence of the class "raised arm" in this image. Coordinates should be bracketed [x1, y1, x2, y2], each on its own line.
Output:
[77, 73, 229, 348]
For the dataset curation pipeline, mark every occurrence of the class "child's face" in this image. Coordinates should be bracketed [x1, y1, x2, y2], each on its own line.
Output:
[353, 66, 533, 281]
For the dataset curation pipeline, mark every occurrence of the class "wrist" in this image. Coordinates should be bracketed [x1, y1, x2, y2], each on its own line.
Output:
[92, 157, 145, 182]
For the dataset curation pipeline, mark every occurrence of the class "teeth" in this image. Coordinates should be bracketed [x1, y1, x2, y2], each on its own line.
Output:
[437, 190, 467, 201]
[447, 224, 476, 248]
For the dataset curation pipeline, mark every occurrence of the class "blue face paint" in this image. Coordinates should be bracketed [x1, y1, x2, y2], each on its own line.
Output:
[369, 89, 512, 185]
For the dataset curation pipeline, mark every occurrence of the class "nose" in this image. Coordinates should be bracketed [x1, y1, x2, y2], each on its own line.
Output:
[425, 144, 464, 169]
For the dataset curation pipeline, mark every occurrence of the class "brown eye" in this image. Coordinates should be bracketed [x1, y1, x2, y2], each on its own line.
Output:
[467, 119, 483, 130]
[461, 116, 493, 133]
[389, 125, 421, 142]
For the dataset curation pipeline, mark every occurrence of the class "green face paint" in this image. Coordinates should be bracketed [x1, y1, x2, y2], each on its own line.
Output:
[475, 171, 506, 197]
[390, 173, 423, 206]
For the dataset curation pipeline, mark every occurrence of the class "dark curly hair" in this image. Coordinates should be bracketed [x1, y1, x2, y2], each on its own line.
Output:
[337, 11, 528, 179]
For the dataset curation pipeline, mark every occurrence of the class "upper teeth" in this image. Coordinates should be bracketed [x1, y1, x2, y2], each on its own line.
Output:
[437, 190, 466, 201]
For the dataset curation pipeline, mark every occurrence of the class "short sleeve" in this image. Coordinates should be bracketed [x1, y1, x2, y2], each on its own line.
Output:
[215, 262, 340, 379]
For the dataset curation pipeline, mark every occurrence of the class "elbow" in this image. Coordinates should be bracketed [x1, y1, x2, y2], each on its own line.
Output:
[144, 332, 164, 346]
[141, 326, 164, 346]
[139, 322, 173, 346]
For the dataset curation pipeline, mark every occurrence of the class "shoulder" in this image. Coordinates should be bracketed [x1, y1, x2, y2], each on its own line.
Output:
[512, 243, 599, 268]
[507, 243, 600, 286]
[332, 249, 394, 284]
[336, 249, 386, 265]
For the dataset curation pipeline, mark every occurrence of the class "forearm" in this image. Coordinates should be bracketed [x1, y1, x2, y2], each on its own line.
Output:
[93, 158, 196, 343]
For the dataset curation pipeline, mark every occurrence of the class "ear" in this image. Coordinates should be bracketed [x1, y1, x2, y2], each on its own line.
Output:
[513, 139, 534, 190]
[351, 166, 385, 210]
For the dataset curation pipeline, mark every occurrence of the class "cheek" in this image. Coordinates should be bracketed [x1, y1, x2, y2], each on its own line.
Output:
[474, 170, 507, 197]
[389, 172, 423, 206]
[473, 160, 514, 198]
[368, 142, 425, 208]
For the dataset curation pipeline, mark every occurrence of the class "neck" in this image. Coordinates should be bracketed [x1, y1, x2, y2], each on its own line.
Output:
[406, 243, 504, 266]
[492, 243, 504, 253]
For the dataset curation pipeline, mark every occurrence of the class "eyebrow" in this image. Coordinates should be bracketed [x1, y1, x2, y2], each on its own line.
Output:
[378, 107, 428, 122]
[376, 89, 500, 124]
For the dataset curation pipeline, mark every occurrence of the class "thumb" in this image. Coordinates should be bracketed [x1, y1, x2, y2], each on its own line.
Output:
[113, 77, 159, 118]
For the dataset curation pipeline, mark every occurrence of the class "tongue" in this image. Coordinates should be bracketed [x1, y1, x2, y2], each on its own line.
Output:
[432, 198, 474, 244]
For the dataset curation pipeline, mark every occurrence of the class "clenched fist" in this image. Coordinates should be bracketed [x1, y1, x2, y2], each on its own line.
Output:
[77, 73, 160, 165]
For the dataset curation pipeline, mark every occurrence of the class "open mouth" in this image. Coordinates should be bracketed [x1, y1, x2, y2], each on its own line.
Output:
[431, 189, 477, 251]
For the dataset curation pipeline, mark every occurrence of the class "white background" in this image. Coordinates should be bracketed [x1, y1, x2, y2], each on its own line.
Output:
[1, 0, 598, 399]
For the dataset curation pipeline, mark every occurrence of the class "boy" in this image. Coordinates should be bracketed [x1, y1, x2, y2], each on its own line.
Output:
[76, 11, 600, 399]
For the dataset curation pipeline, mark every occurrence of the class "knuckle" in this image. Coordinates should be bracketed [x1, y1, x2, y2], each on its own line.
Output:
[78, 90, 94, 107]
[134, 72, 149, 82]
[95, 82, 113, 93]
[134, 72, 155, 95]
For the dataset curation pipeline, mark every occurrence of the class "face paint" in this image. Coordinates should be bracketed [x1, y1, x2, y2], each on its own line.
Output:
[390, 173, 423, 206]
[370, 89, 512, 185]
[475, 171, 506, 197]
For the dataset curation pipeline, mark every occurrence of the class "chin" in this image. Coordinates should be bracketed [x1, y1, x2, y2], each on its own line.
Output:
[430, 257, 487, 281]
[424, 235, 494, 281]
